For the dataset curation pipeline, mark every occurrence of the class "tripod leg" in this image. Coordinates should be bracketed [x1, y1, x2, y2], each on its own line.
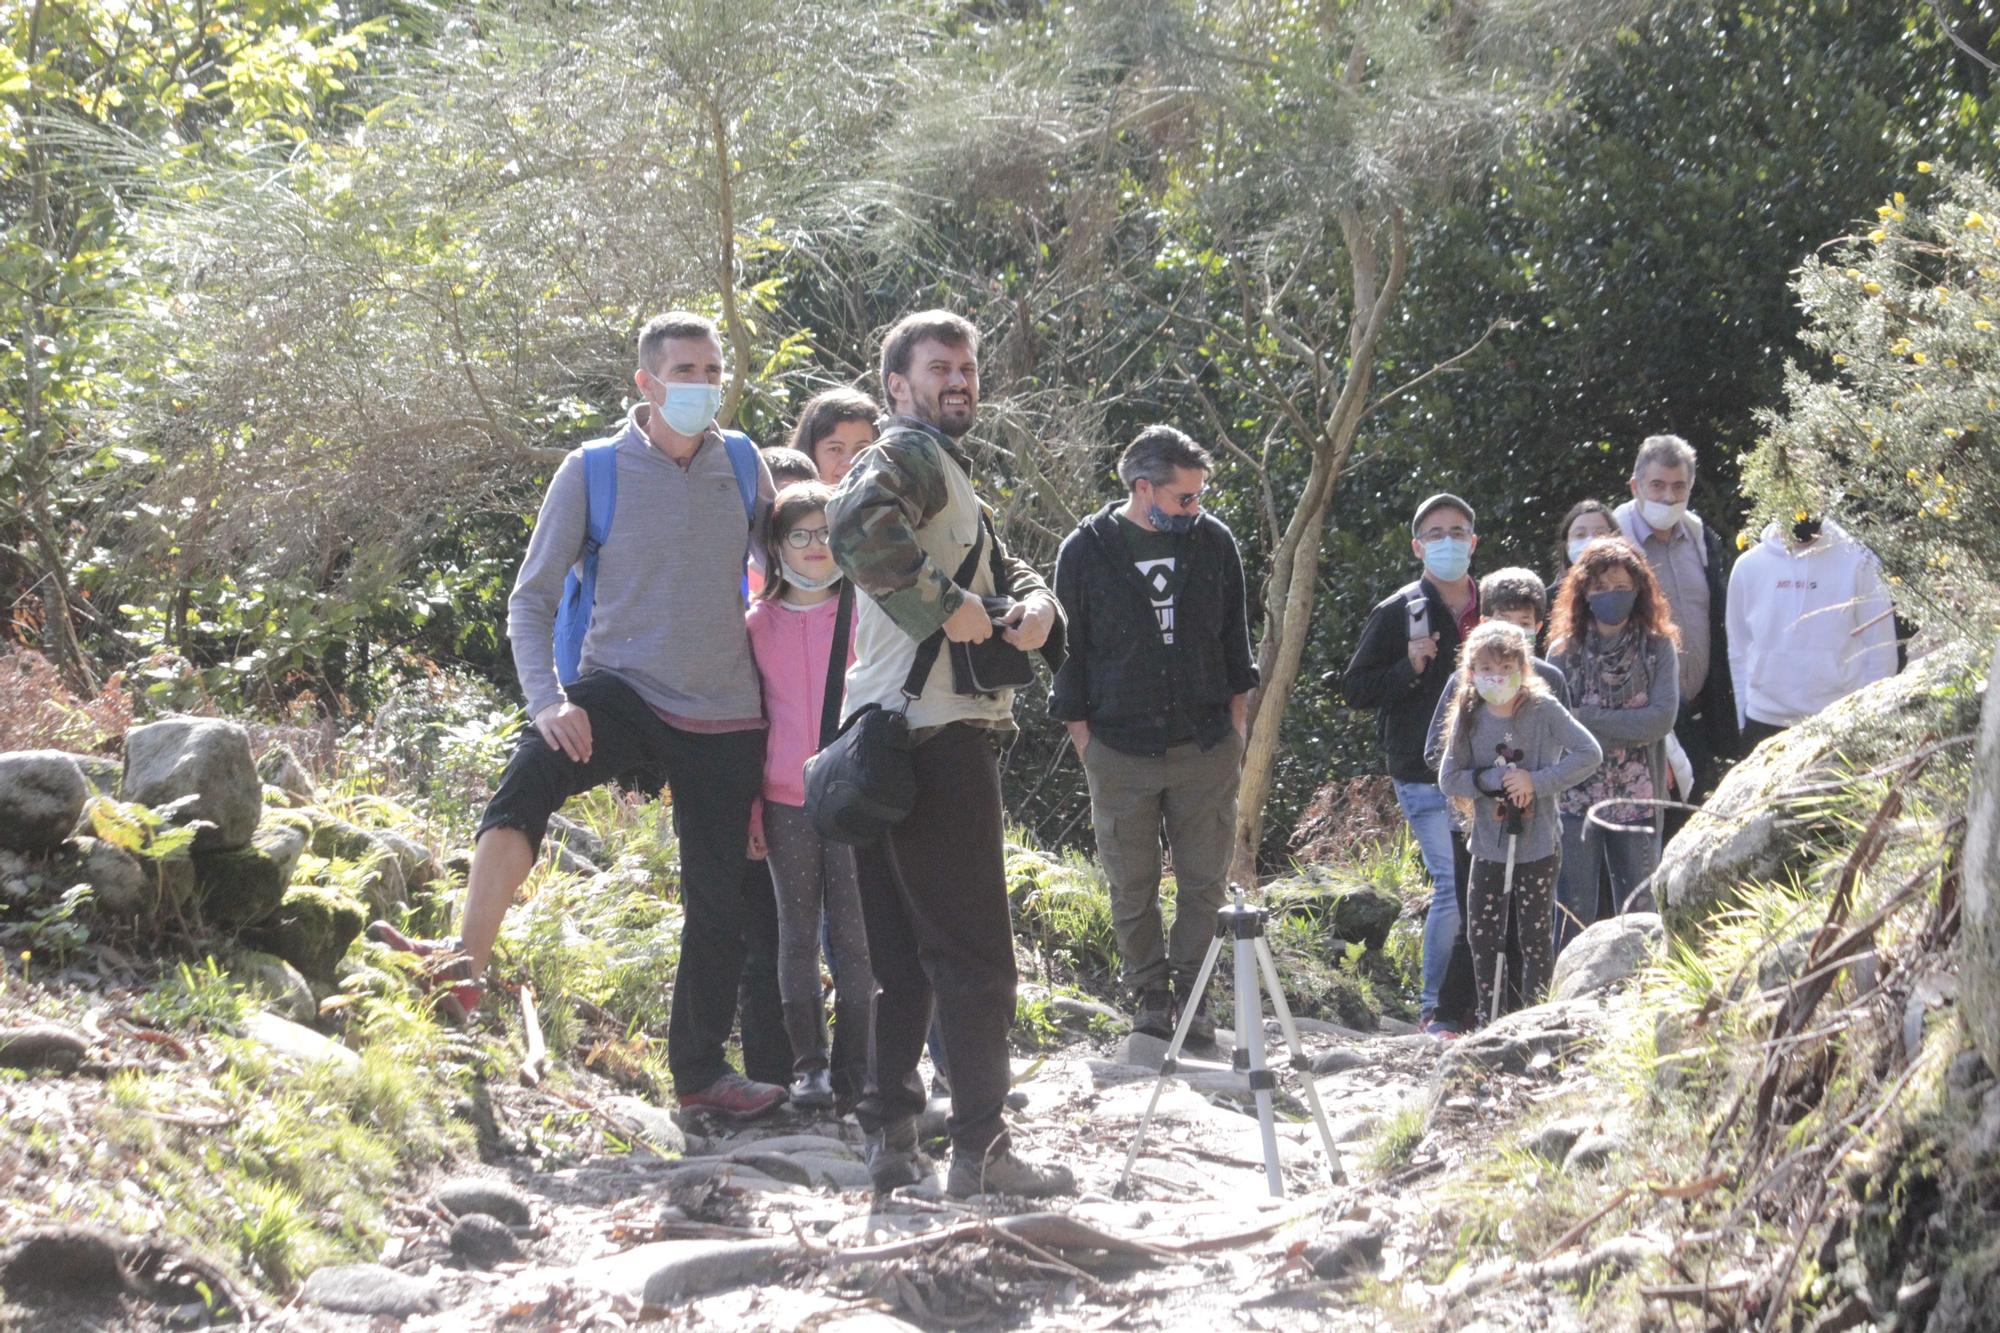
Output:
[1118, 931, 1227, 1195]
[1252, 937, 1346, 1185]
[1234, 931, 1283, 1198]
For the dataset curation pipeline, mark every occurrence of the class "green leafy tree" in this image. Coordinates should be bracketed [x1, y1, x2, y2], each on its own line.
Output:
[2, 0, 389, 690]
[114, 0, 894, 704]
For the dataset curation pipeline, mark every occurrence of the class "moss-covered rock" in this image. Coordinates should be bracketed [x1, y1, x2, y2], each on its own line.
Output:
[1659, 642, 1987, 934]
[229, 948, 317, 1022]
[193, 815, 308, 929]
[1327, 884, 1401, 951]
[243, 883, 366, 984]
[304, 814, 411, 914]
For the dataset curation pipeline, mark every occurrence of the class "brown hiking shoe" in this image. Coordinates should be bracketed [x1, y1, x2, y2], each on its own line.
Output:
[366, 922, 483, 1023]
[677, 1072, 787, 1121]
[946, 1145, 1077, 1199]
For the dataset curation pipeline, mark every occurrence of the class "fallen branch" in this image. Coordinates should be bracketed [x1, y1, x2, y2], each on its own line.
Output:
[519, 984, 547, 1086]
[832, 1213, 1177, 1265]
[1448, 1235, 1667, 1301]
[1647, 1170, 1730, 1201]
[1538, 1187, 1633, 1261]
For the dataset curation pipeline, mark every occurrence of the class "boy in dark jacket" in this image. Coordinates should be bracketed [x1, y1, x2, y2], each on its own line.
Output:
[1342, 493, 1480, 1035]
[1051, 426, 1259, 1042]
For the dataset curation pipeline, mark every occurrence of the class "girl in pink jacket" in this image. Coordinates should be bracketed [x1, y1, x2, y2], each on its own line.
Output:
[746, 481, 870, 1111]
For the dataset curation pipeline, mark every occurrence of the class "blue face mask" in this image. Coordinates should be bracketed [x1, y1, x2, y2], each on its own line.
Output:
[1422, 536, 1472, 583]
[650, 376, 723, 437]
[1148, 505, 1197, 535]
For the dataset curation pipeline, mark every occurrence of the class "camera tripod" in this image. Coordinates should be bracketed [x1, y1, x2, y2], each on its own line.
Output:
[1118, 889, 1345, 1198]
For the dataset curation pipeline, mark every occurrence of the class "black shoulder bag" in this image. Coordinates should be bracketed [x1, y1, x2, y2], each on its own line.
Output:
[803, 530, 990, 845]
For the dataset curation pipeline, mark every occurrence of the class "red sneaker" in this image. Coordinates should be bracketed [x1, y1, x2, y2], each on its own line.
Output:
[366, 922, 484, 1022]
[677, 1072, 788, 1121]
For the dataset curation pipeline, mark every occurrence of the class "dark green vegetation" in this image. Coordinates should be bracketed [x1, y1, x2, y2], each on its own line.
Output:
[8, 0, 2000, 866]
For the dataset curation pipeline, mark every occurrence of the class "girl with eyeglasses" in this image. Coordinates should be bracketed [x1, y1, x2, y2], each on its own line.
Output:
[743, 481, 871, 1111]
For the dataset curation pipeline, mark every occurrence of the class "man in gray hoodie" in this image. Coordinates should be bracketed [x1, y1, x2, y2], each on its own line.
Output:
[450, 311, 785, 1120]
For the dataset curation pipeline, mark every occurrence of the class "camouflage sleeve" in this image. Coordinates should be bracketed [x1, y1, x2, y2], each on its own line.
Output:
[827, 428, 962, 641]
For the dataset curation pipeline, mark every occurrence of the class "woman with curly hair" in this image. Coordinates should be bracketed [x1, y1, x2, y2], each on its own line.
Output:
[1545, 538, 1681, 953]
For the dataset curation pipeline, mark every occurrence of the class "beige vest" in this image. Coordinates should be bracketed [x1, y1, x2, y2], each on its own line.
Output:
[843, 441, 1017, 731]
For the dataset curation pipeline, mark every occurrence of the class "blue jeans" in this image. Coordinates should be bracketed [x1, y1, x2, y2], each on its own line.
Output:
[1393, 779, 1460, 1015]
[1554, 811, 1661, 954]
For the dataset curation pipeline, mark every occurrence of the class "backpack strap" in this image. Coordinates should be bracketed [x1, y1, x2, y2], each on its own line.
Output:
[581, 437, 620, 558]
[554, 438, 622, 686]
[1400, 580, 1431, 642]
[722, 430, 760, 525]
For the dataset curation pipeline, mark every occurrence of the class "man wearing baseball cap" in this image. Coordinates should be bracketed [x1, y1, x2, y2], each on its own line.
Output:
[1341, 493, 1479, 1036]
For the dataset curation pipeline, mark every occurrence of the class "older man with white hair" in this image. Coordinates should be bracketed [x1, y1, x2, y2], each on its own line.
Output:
[1613, 433, 1739, 809]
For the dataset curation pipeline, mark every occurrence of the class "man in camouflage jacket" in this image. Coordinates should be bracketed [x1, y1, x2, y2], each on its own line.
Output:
[827, 308, 1074, 1199]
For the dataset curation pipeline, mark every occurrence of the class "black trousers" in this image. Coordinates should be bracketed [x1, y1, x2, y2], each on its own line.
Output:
[1468, 851, 1560, 1021]
[1740, 717, 1787, 751]
[853, 724, 1018, 1158]
[1435, 831, 1477, 1027]
[477, 671, 765, 1093]
[1663, 690, 1734, 843]
[736, 858, 792, 1087]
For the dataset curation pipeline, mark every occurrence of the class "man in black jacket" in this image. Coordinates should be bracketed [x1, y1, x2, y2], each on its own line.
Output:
[1051, 426, 1259, 1042]
[1341, 493, 1480, 1036]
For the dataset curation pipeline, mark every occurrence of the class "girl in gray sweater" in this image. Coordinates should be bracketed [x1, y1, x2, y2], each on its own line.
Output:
[1439, 622, 1602, 1019]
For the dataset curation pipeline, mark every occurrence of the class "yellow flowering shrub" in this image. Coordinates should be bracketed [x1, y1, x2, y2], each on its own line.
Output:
[1742, 163, 2000, 633]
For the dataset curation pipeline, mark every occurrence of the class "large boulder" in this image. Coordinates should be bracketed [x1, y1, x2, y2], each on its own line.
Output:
[1550, 913, 1663, 1001]
[242, 882, 366, 983]
[229, 948, 317, 1022]
[192, 814, 307, 928]
[1963, 635, 2000, 1079]
[0, 751, 89, 852]
[1658, 644, 1986, 933]
[123, 719, 261, 851]
[64, 837, 148, 918]
[1327, 883, 1401, 951]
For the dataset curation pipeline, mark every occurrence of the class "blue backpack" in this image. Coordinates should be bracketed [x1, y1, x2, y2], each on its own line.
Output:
[553, 429, 760, 686]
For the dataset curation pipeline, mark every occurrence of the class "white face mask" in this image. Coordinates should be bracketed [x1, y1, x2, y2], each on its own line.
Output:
[1473, 670, 1522, 707]
[1640, 498, 1688, 531]
[646, 373, 723, 437]
[1566, 537, 1591, 565]
[780, 564, 843, 592]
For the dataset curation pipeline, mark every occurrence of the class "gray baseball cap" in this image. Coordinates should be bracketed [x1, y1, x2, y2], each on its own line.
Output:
[1411, 492, 1476, 537]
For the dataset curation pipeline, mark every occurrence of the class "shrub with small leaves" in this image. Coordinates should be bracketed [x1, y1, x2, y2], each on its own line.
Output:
[0, 650, 133, 754]
[1744, 162, 2000, 635]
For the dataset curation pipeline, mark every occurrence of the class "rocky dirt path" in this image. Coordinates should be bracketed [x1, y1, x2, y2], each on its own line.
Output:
[259, 996, 1619, 1332]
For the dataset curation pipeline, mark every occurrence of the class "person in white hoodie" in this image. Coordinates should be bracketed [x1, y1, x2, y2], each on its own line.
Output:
[1726, 514, 1898, 749]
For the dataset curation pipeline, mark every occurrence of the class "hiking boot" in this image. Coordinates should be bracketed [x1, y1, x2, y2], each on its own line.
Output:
[1420, 1016, 1463, 1041]
[1132, 987, 1175, 1039]
[1168, 976, 1216, 1048]
[789, 1067, 835, 1110]
[677, 1072, 787, 1121]
[367, 922, 483, 1023]
[1179, 985, 1216, 1045]
[864, 1116, 924, 1191]
[946, 1145, 1077, 1199]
